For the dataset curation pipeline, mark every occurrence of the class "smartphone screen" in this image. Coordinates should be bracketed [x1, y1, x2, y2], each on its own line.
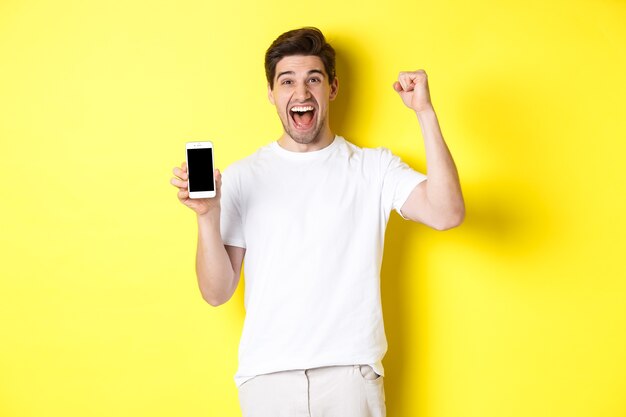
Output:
[186, 147, 215, 192]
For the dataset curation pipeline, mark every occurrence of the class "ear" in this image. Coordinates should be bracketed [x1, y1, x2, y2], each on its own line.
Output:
[329, 77, 339, 101]
[267, 83, 275, 105]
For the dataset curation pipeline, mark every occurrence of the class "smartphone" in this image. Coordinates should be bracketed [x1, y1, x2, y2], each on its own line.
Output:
[185, 141, 216, 199]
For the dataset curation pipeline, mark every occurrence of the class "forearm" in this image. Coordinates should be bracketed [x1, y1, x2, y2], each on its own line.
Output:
[416, 106, 465, 223]
[195, 210, 236, 306]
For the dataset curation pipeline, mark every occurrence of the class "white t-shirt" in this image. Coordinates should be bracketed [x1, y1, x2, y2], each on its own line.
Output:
[220, 135, 427, 387]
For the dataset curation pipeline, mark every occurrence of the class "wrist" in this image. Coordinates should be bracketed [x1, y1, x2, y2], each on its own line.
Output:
[414, 104, 435, 117]
[197, 208, 220, 225]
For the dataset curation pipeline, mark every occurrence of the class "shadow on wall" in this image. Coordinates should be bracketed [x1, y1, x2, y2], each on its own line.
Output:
[380, 215, 424, 416]
[455, 74, 560, 258]
[381, 72, 560, 414]
[329, 37, 377, 142]
[329, 41, 353, 137]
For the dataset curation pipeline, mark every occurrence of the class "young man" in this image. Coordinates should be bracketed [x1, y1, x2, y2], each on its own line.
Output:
[171, 27, 464, 417]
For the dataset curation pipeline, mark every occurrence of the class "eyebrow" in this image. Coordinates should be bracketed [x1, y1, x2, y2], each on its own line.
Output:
[276, 69, 325, 80]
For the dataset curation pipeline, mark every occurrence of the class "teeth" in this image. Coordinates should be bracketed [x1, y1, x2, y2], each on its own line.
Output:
[290, 106, 314, 113]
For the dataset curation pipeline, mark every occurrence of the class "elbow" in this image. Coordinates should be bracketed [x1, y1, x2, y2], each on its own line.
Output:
[203, 294, 226, 307]
[202, 291, 232, 307]
[432, 206, 465, 231]
[199, 274, 236, 307]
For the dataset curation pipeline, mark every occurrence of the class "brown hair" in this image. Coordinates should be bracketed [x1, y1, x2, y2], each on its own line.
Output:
[265, 27, 336, 89]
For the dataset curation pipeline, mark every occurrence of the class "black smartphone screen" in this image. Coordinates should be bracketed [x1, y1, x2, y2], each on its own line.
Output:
[187, 147, 215, 192]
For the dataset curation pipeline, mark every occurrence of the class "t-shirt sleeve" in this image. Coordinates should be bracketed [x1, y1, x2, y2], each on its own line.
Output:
[380, 147, 427, 220]
[219, 166, 246, 248]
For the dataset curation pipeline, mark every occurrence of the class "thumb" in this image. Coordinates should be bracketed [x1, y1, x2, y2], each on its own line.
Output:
[215, 169, 222, 187]
[214, 169, 223, 199]
[392, 81, 403, 92]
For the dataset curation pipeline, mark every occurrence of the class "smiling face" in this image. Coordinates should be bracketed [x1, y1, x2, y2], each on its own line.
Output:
[268, 55, 338, 149]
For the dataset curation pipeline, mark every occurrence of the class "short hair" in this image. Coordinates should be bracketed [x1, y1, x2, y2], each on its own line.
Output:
[265, 27, 336, 89]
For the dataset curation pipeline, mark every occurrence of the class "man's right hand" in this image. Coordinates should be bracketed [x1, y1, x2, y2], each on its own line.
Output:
[170, 162, 222, 216]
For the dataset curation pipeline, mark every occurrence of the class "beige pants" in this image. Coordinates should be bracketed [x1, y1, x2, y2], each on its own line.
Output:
[237, 364, 386, 417]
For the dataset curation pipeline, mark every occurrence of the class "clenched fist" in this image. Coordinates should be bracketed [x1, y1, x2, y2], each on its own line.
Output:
[393, 69, 433, 114]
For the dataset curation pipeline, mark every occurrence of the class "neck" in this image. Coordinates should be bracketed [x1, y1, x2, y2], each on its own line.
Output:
[277, 127, 335, 152]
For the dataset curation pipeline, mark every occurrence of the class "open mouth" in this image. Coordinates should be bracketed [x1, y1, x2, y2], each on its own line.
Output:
[289, 105, 316, 130]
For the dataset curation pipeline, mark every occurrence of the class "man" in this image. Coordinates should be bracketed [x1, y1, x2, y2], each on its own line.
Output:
[171, 27, 464, 417]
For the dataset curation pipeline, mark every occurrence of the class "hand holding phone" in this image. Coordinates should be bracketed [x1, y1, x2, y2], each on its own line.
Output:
[171, 141, 220, 216]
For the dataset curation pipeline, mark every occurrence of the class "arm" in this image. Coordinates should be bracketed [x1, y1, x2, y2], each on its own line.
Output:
[196, 213, 245, 306]
[393, 70, 465, 230]
[171, 165, 245, 306]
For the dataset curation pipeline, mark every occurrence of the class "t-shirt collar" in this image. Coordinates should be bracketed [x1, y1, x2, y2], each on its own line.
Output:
[270, 135, 342, 160]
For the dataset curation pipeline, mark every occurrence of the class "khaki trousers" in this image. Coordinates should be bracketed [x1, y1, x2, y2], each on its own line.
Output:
[237, 364, 386, 417]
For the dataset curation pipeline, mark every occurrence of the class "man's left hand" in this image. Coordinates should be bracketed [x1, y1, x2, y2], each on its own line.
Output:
[393, 70, 433, 114]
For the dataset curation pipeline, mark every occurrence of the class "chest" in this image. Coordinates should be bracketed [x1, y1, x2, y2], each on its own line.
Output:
[241, 159, 380, 235]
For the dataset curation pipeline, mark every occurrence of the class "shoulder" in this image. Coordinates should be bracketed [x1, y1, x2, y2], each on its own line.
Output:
[223, 142, 274, 177]
[338, 136, 395, 166]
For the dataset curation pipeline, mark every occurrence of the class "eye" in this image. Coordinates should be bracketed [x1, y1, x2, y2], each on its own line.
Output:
[308, 77, 321, 84]
[281, 79, 293, 85]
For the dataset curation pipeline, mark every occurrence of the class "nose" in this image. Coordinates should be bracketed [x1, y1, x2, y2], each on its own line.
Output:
[294, 82, 311, 101]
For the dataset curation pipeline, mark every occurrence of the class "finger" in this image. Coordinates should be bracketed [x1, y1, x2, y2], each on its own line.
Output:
[178, 189, 189, 200]
[406, 69, 425, 78]
[214, 169, 222, 198]
[170, 177, 188, 188]
[172, 166, 188, 180]
[182, 161, 187, 171]
[400, 73, 415, 91]
[393, 81, 403, 92]
[398, 73, 409, 90]
[215, 169, 222, 185]
[413, 70, 428, 86]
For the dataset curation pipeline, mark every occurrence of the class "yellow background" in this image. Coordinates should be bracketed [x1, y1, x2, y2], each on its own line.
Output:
[1, 0, 625, 416]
